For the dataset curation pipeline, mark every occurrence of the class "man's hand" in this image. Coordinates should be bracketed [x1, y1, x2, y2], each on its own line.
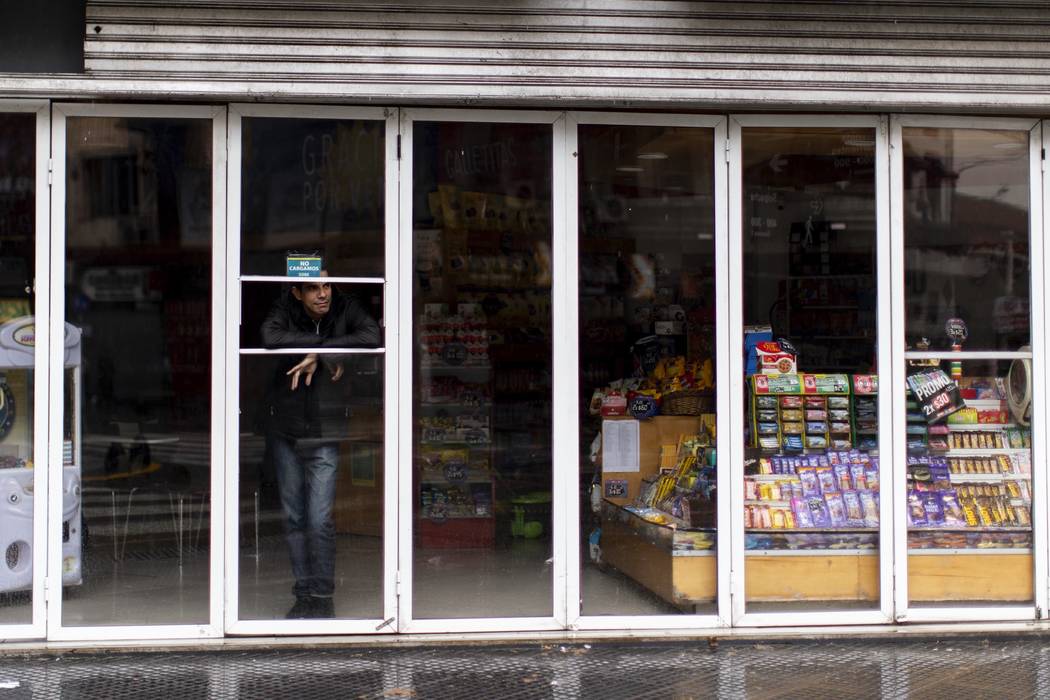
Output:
[287, 353, 319, 390]
[330, 362, 344, 382]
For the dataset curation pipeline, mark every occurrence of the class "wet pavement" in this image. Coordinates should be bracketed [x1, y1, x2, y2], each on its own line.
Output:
[0, 636, 1048, 698]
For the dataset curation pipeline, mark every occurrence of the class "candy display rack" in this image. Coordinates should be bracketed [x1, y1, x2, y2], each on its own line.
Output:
[905, 374, 1034, 603]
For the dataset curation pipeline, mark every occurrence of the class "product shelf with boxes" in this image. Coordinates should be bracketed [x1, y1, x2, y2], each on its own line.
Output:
[744, 372, 882, 602]
[415, 308, 497, 549]
[904, 372, 1034, 603]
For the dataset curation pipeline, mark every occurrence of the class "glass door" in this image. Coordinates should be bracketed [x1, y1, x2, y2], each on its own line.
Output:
[729, 116, 893, 626]
[890, 117, 1047, 622]
[565, 113, 730, 630]
[0, 101, 49, 640]
[399, 110, 565, 632]
[224, 105, 398, 635]
[48, 104, 227, 641]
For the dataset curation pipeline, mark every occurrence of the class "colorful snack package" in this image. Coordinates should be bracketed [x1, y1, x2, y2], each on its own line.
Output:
[828, 396, 849, 409]
[842, 490, 865, 526]
[938, 489, 965, 527]
[783, 435, 804, 450]
[798, 467, 821, 497]
[758, 422, 779, 435]
[805, 409, 827, 421]
[922, 492, 945, 527]
[791, 498, 814, 528]
[806, 421, 829, 434]
[807, 496, 832, 528]
[850, 464, 868, 491]
[828, 409, 850, 421]
[831, 439, 852, 450]
[830, 422, 851, 434]
[815, 467, 837, 494]
[744, 479, 758, 500]
[780, 396, 802, 408]
[805, 435, 828, 449]
[757, 395, 778, 409]
[759, 436, 779, 449]
[825, 493, 847, 527]
[907, 489, 927, 526]
[781, 409, 803, 421]
[757, 410, 779, 422]
[833, 464, 852, 491]
[770, 508, 787, 529]
[805, 396, 826, 409]
[758, 458, 773, 475]
[782, 422, 804, 434]
[859, 490, 879, 527]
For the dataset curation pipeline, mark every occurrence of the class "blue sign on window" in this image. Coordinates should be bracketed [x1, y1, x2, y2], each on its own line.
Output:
[286, 255, 322, 277]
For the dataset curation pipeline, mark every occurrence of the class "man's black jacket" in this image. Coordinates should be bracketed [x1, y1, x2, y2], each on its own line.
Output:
[261, 287, 380, 440]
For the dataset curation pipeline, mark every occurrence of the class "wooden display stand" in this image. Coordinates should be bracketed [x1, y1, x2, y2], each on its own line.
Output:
[746, 553, 878, 602]
[908, 552, 1033, 602]
[600, 416, 716, 607]
[601, 513, 715, 607]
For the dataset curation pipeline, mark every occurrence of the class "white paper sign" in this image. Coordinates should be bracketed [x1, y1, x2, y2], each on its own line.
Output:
[602, 420, 640, 472]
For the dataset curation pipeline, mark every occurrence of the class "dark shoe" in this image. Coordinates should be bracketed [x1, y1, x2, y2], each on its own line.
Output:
[311, 596, 335, 619]
[285, 597, 315, 619]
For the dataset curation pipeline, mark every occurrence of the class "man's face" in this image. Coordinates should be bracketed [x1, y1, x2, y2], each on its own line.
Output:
[292, 282, 331, 320]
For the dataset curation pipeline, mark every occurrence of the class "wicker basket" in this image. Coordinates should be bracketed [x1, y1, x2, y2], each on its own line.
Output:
[661, 390, 715, 415]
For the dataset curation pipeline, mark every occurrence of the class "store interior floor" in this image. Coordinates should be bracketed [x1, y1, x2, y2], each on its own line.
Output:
[0, 535, 687, 628]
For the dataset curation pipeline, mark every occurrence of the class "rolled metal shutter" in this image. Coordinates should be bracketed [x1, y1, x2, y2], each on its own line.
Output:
[78, 0, 1050, 110]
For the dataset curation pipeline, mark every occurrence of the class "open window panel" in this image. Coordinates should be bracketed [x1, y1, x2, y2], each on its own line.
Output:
[0, 101, 49, 640]
[729, 116, 894, 627]
[46, 104, 227, 642]
[565, 112, 730, 631]
[890, 116, 1048, 624]
[397, 109, 568, 634]
[224, 105, 399, 636]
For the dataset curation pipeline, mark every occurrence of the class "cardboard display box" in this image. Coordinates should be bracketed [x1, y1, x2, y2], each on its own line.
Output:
[600, 416, 706, 506]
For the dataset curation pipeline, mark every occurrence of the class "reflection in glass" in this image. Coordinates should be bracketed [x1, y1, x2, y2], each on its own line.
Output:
[236, 116, 387, 622]
[741, 128, 880, 612]
[62, 117, 212, 626]
[0, 113, 37, 626]
[240, 118, 385, 278]
[412, 121, 553, 618]
[577, 124, 717, 615]
[903, 129, 1030, 352]
[903, 128, 1034, 606]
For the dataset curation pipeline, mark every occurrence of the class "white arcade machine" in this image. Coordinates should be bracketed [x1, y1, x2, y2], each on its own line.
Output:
[0, 317, 82, 594]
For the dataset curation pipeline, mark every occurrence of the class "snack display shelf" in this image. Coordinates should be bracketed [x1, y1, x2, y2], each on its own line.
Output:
[419, 440, 492, 446]
[908, 548, 1032, 555]
[942, 448, 1029, 456]
[746, 548, 876, 557]
[909, 525, 1031, 532]
[945, 423, 1012, 431]
[417, 469, 494, 484]
[944, 473, 1025, 483]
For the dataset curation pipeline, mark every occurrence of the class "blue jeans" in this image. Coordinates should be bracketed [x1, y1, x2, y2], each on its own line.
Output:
[270, 435, 338, 598]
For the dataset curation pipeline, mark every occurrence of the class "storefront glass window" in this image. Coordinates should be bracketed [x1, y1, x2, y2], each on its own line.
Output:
[62, 116, 212, 626]
[902, 128, 1034, 606]
[741, 127, 880, 612]
[237, 117, 386, 622]
[0, 113, 37, 626]
[411, 121, 553, 619]
[578, 124, 718, 615]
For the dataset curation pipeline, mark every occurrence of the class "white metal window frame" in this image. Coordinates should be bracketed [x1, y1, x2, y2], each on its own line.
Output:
[889, 114, 1048, 624]
[728, 114, 894, 628]
[223, 103, 400, 636]
[0, 99, 50, 641]
[563, 111, 730, 631]
[47, 103, 227, 642]
[397, 108, 567, 634]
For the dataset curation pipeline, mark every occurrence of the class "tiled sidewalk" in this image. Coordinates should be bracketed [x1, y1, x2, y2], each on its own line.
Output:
[0, 637, 1046, 699]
